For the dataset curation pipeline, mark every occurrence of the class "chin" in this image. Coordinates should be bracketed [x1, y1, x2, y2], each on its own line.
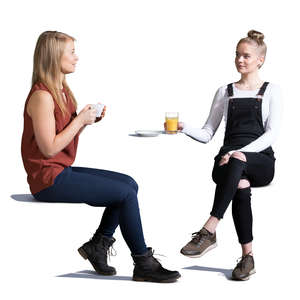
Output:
[65, 69, 75, 74]
[237, 69, 248, 74]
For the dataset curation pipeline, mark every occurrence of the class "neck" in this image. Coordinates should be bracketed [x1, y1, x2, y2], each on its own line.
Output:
[59, 73, 65, 90]
[238, 71, 263, 88]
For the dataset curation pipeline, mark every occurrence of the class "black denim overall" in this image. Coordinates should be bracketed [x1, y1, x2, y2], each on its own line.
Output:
[210, 82, 275, 244]
[219, 82, 274, 158]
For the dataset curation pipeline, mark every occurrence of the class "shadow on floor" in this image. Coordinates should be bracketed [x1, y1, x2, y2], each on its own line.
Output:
[57, 270, 132, 281]
[10, 194, 37, 203]
[183, 265, 233, 280]
[58, 266, 234, 281]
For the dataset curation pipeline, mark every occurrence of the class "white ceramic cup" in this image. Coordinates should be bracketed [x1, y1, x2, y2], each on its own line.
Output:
[92, 103, 105, 117]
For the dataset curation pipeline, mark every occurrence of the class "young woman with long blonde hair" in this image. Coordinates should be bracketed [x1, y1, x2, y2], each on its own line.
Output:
[21, 31, 180, 283]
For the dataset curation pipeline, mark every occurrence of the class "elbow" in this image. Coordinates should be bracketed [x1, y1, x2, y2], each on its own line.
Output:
[42, 148, 57, 159]
[202, 134, 212, 144]
[43, 151, 55, 159]
[200, 139, 209, 144]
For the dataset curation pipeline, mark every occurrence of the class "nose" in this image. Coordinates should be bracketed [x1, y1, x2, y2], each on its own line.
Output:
[237, 56, 243, 63]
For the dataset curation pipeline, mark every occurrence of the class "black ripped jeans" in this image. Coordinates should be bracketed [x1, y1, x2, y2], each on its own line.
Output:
[210, 152, 275, 244]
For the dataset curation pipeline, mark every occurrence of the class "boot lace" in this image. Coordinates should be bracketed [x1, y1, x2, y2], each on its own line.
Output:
[151, 249, 166, 263]
[132, 249, 166, 266]
[103, 243, 117, 262]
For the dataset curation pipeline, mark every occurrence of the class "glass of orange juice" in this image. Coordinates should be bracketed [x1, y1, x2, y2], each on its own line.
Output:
[165, 112, 179, 134]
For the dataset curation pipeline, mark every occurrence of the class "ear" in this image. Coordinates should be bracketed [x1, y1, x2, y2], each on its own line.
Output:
[258, 55, 265, 68]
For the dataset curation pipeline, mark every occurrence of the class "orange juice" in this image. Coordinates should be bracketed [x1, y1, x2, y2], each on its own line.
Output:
[165, 112, 179, 134]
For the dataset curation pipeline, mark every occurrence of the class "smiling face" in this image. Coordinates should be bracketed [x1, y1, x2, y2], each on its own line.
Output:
[235, 42, 264, 75]
[61, 39, 78, 74]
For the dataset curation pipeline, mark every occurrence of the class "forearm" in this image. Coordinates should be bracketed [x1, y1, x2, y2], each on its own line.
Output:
[182, 87, 224, 143]
[237, 130, 276, 153]
[78, 124, 87, 135]
[182, 125, 213, 143]
[48, 117, 83, 157]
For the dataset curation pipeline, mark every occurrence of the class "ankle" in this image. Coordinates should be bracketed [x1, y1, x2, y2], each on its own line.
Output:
[203, 227, 215, 235]
[243, 251, 253, 257]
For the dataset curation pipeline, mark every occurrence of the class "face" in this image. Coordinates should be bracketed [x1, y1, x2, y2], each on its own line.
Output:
[235, 42, 264, 74]
[61, 39, 78, 74]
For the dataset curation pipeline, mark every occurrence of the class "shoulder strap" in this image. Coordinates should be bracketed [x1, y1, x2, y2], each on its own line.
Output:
[257, 82, 269, 96]
[227, 83, 234, 97]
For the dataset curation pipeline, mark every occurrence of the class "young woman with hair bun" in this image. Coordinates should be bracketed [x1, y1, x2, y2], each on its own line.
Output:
[179, 30, 282, 280]
[21, 31, 180, 283]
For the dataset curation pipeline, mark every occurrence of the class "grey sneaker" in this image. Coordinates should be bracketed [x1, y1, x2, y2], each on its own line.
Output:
[232, 254, 256, 281]
[180, 228, 217, 257]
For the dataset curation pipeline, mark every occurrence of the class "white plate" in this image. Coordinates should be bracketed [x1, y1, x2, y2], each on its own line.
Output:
[135, 130, 160, 137]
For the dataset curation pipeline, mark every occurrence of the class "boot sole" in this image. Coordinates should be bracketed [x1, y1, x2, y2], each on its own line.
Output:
[232, 269, 256, 281]
[78, 246, 117, 276]
[132, 274, 181, 283]
[181, 242, 217, 258]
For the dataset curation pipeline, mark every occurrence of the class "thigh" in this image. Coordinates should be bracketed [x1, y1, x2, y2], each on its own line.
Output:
[34, 167, 134, 206]
[72, 167, 138, 191]
[243, 152, 275, 187]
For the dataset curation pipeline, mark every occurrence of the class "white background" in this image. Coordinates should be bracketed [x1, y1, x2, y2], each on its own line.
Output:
[1, 0, 299, 299]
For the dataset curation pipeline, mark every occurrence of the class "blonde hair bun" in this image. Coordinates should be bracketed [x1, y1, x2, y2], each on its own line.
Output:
[247, 30, 264, 45]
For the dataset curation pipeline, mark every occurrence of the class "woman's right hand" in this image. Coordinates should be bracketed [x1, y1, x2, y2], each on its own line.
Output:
[178, 122, 184, 131]
[164, 121, 184, 131]
[77, 104, 97, 126]
[219, 153, 231, 166]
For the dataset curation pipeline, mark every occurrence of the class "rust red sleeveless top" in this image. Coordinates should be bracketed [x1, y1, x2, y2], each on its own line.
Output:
[21, 82, 79, 194]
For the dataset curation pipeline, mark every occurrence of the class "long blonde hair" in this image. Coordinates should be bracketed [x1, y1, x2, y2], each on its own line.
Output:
[32, 31, 77, 115]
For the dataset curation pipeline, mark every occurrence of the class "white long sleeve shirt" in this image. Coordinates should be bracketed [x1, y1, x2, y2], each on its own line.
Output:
[182, 83, 282, 153]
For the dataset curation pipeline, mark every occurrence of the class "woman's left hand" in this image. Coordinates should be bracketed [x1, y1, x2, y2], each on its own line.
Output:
[219, 153, 231, 166]
[95, 105, 106, 123]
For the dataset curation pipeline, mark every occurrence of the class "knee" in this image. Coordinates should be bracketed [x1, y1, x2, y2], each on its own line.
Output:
[237, 179, 250, 189]
[122, 187, 139, 208]
[127, 176, 139, 192]
[231, 151, 247, 162]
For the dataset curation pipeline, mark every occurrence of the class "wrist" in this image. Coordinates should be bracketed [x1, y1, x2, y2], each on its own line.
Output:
[74, 114, 85, 128]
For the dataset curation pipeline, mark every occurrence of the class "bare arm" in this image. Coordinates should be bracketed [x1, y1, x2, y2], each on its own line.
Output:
[27, 90, 96, 158]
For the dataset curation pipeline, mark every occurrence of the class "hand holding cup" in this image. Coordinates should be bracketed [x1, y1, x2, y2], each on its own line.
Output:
[78, 104, 97, 126]
[92, 103, 106, 122]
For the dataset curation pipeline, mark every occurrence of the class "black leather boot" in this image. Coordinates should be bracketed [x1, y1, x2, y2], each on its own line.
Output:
[78, 233, 116, 276]
[131, 248, 181, 283]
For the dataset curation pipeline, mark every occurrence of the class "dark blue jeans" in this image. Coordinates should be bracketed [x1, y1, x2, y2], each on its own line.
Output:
[34, 166, 147, 255]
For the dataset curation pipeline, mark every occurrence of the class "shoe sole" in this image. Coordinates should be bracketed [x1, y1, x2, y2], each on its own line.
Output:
[78, 246, 117, 276]
[132, 274, 181, 283]
[181, 242, 217, 258]
[232, 269, 256, 281]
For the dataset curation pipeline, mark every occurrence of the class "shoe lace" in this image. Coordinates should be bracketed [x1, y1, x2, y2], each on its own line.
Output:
[191, 231, 208, 244]
[236, 252, 253, 270]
